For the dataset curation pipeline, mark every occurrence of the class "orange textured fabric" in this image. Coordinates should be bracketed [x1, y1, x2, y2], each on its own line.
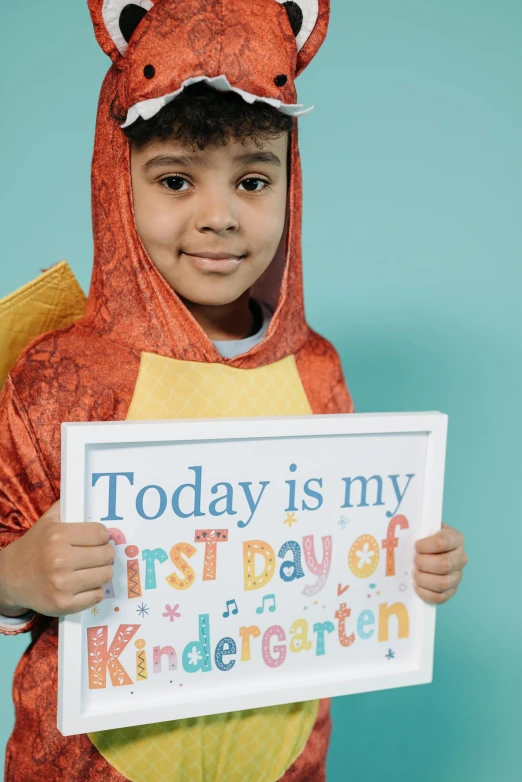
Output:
[1, 1, 354, 780]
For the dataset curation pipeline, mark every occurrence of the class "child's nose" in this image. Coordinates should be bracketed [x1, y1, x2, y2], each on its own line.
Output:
[195, 190, 240, 234]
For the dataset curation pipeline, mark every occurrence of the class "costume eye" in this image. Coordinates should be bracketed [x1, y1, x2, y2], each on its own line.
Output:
[102, 0, 154, 56]
[277, 0, 319, 53]
[120, 4, 148, 42]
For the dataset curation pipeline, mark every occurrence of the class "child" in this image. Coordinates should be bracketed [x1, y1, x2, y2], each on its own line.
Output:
[0, 1, 468, 780]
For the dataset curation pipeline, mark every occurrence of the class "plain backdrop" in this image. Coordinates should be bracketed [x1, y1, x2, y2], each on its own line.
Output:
[1, 1, 521, 780]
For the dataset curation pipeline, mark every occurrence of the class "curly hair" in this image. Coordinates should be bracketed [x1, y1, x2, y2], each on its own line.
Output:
[111, 81, 294, 150]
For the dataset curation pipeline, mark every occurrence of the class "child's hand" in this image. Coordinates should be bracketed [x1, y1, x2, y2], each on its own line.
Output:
[0, 499, 114, 617]
[413, 522, 468, 604]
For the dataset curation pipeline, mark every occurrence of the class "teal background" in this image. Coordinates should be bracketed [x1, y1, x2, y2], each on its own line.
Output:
[1, 1, 521, 780]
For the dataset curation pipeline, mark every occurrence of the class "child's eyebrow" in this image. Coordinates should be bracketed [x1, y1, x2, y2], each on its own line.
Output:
[141, 151, 281, 173]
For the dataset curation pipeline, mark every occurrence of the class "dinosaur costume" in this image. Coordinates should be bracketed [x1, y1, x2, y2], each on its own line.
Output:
[0, 1, 354, 779]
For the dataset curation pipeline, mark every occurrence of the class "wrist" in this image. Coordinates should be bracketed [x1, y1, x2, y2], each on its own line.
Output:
[0, 547, 30, 616]
[0, 605, 32, 618]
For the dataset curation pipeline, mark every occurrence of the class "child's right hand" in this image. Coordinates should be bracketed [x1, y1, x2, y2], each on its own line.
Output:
[0, 499, 114, 618]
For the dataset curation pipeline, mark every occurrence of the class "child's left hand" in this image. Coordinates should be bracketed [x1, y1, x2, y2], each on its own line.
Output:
[413, 522, 468, 604]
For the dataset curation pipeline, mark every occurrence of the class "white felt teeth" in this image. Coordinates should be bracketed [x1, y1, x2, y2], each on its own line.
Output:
[121, 74, 314, 128]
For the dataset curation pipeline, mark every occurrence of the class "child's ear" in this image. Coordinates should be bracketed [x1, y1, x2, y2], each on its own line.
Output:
[87, 0, 155, 63]
[277, 0, 330, 77]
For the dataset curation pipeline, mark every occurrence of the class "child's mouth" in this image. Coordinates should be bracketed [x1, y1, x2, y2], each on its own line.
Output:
[181, 251, 246, 274]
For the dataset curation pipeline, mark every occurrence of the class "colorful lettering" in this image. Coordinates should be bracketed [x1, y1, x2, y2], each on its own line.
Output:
[378, 602, 410, 641]
[239, 625, 261, 661]
[313, 621, 334, 656]
[142, 547, 168, 589]
[262, 625, 287, 668]
[289, 619, 312, 653]
[215, 637, 237, 671]
[278, 540, 305, 582]
[182, 613, 212, 673]
[194, 529, 229, 580]
[126, 545, 142, 598]
[243, 540, 276, 591]
[135, 638, 148, 681]
[334, 603, 355, 648]
[382, 515, 409, 576]
[166, 542, 196, 590]
[348, 534, 380, 579]
[87, 624, 140, 689]
[153, 644, 177, 673]
[301, 535, 332, 596]
[357, 609, 375, 640]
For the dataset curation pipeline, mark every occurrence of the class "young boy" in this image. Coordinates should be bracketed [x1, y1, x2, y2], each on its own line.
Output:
[0, 1, 467, 780]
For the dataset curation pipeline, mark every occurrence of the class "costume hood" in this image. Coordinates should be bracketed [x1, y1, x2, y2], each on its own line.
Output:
[83, 0, 330, 367]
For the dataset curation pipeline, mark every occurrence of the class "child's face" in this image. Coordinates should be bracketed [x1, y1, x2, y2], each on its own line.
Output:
[130, 131, 288, 307]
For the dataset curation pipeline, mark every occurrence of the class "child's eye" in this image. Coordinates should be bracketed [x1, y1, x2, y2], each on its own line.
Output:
[159, 175, 191, 192]
[239, 178, 270, 193]
[158, 176, 269, 193]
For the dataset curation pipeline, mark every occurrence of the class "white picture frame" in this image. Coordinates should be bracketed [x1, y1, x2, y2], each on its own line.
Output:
[57, 411, 447, 736]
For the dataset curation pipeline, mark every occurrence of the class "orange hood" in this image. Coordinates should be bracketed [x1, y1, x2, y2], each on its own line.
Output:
[83, 0, 330, 367]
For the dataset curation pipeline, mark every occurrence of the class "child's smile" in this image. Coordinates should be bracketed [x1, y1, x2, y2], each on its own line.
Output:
[179, 249, 246, 275]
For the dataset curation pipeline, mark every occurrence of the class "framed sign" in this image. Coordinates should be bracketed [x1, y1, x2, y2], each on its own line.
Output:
[58, 411, 447, 736]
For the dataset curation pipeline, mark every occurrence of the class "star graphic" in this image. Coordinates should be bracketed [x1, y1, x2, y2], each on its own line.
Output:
[163, 604, 182, 622]
[284, 512, 297, 527]
[136, 602, 149, 618]
[90, 605, 100, 616]
[385, 649, 395, 660]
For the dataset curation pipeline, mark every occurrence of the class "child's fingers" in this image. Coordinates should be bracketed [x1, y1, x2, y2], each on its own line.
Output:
[412, 566, 463, 594]
[414, 550, 467, 575]
[70, 542, 115, 571]
[69, 588, 107, 614]
[415, 526, 464, 555]
[414, 583, 458, 605]
[72, 565, 114, 596]
[67, 521, 111, 546]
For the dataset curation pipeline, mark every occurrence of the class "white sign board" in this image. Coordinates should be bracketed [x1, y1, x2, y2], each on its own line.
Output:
[57, 412, 447, 736]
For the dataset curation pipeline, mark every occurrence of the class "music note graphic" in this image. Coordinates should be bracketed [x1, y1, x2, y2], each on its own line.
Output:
[256, 593, 276, 614]
[223, 599, 239, 618]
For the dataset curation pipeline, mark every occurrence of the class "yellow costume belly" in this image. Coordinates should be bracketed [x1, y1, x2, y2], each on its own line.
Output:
[88, 351, 319, 782]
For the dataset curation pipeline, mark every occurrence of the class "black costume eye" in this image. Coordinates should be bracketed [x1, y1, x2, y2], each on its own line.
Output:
[282, 2, 303, 37]
[99, 0, 154, 57]
[119, 4, 149, 43]
[276, 0, 319, 54]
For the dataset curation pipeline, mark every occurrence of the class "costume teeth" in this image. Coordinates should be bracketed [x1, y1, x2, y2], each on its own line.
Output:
[121, 74, 314, 128]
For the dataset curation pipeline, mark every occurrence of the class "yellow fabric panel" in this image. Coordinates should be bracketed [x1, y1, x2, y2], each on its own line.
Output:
[89, 702, 319, 782]
[126, 352, 313, 420]
[0, 261, 86, 389]
[89, 352, 318, 782]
